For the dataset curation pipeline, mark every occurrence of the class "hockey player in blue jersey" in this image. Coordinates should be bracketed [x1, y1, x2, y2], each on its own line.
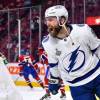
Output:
[42, 5, 100, 100]
[18, 55, 44, 89]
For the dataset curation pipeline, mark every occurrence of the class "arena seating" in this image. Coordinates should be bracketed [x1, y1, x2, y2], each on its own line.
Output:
[0, 0, 99, 61]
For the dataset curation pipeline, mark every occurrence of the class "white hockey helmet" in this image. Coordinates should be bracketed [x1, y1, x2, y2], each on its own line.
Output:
[45, 5, 68, 21]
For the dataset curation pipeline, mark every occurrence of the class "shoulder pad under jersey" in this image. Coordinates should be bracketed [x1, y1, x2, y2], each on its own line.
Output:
[76, 24, 86, 27]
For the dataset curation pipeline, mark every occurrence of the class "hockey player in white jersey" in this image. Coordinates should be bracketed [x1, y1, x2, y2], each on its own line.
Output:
[0, 53, 23, 100]
[42, 5, 100, 100]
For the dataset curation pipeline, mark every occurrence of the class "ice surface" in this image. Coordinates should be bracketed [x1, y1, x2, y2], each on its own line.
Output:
[18, 86, 73, 100]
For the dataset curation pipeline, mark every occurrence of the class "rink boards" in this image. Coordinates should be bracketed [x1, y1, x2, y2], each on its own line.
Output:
[7, 63, 99, 100]
[7, 63, 70, 91]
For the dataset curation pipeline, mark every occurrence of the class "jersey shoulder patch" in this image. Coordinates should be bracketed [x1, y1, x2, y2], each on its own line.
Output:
[42, 35, 49, 43]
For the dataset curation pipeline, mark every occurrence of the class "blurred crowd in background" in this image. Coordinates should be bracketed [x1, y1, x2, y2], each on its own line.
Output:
[0, 0, 100, 62]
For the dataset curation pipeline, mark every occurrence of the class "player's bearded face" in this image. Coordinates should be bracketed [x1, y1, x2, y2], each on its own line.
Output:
[48, 25, 62, 37]
[45, 17, 62, 37]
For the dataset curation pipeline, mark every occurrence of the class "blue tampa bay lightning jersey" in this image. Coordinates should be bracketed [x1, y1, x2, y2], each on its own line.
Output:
[42, 24, 100, 86]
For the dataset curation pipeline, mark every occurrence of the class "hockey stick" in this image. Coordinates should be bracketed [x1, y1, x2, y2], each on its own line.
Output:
[14, 76, 20, 84]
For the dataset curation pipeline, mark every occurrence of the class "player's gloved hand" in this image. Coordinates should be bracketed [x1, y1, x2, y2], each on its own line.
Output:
[19, 72, 23, 76]
[48, 78, 61, 95]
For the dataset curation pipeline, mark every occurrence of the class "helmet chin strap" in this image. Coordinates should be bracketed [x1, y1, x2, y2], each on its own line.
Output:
[58, 17, 74, 45]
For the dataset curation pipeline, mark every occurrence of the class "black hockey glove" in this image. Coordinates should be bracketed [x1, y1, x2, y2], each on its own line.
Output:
[48, 78, 61, 95]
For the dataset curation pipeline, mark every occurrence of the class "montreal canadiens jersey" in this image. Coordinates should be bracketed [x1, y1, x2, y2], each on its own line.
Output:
[42, 24, 100, 86]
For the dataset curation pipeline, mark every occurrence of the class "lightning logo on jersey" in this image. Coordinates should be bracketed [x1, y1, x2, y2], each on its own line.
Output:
[63, 46, 85, 73]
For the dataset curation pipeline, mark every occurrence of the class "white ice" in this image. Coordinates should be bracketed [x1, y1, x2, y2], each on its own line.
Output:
[18, 86, 73, 100]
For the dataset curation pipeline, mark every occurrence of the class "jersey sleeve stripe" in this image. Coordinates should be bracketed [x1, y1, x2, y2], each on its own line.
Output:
[49, 62, 58, 68]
